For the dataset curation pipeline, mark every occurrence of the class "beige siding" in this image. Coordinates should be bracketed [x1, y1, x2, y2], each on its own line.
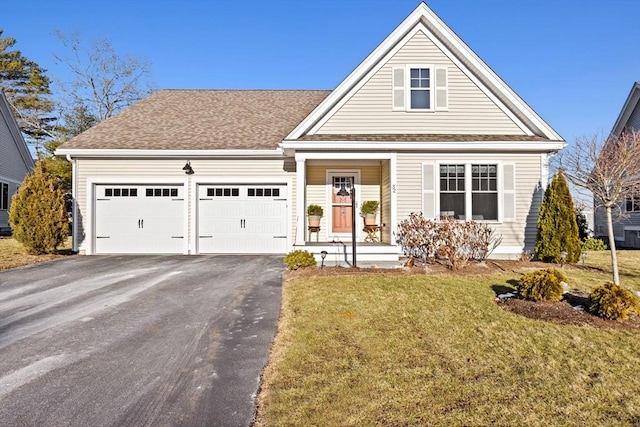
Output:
[317, 30, 525, 135]
[396, 153, 543, 253]
[305, 161, 382, 242]
[75, 158, 294, 252]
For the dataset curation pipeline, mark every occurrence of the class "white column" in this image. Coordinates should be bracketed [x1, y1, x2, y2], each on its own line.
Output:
[390, 153, 398, 248]
[295, 155, 306, 245]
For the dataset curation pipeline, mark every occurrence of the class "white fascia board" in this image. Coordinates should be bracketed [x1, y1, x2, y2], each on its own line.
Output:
[294, 152, 393, 161]
[283, 140, 566, 152]
[611, 82, 640, 137]
[56, 148, 286, 159]
[421, 6, 562, 141]
[286, 4, 429, 141]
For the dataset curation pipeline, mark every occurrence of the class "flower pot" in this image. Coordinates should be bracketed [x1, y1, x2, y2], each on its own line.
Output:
[363, 213, 377, 226]
[308, 215, 321, 227]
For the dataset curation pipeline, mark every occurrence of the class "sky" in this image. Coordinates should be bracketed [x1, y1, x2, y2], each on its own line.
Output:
[1, 0, 639, 148]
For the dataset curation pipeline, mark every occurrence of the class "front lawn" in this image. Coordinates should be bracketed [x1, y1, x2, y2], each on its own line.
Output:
[0, 237, 73, 271]
[255, 252, 640, 426]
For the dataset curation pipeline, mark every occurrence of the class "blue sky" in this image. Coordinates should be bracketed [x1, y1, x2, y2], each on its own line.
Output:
[1, 0, 639, 147]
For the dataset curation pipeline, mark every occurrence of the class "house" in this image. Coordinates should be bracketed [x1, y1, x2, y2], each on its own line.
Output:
[0, 91, 35, 234]
[56, 2, 565, 261]
[594, 81, 640, 248]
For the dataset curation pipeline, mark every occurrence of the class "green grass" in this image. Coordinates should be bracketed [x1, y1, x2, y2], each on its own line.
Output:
[0, 237, 72, 271]
[255, 253, 640, 426]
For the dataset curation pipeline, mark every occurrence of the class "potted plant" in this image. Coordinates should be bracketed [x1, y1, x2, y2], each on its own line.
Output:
[307, 204, 323, 227]
[360, 200, 379, 226]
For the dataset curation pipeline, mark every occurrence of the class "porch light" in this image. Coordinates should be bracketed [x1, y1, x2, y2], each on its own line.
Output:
[183, 161, 194, 175]
[336, 183, 350, 197]
[320, 250, 328, 268]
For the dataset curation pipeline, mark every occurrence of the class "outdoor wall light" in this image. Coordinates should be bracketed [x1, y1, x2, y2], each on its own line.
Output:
[320, 250, 328, 268]
[183, 161, 194, 175]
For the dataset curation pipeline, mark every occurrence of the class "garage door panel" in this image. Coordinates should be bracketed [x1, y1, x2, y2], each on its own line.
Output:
[95, 185, 185, 254]
[198, 184, 288, 254]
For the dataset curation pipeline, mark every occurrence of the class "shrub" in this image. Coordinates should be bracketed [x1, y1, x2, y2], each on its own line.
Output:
[534, 170, 581, 264]
[588, 282, 640, 321]
[284, 250, 317, 270]
[306, 204, 323, 217]
[360, 200, 379, 216]
[582, 238, 607, 251]
[9, 163, 68, 255]
[395, 212, 502, 270]
[517, 268, 567, 302]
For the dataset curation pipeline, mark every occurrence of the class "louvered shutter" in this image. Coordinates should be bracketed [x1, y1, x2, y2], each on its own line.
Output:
[423, 163, 436, 218]
[392, 67, 405, 110]
[434, 66, 448, 110]
[502, 164, 516, 222]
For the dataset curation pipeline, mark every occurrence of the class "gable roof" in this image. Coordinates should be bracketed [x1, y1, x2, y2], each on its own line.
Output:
[285, 2, 563, 142]
[611, 82, 640, 137]
[0, 91, 35, 170]
[59, 90, 330, 151]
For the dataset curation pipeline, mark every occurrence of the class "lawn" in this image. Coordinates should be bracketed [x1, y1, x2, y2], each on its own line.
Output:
[0, 237, 73, 271]
[255, 252, 640, 426]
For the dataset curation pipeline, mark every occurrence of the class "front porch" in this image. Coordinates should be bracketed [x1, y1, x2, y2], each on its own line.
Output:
[293, 153, 400, 264]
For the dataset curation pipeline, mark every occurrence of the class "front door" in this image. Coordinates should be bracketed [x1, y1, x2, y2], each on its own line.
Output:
[331, 176, 353, 233]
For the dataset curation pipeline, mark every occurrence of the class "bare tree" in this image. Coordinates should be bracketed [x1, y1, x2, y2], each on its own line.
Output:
[53, 31, 155, 122]
[559, 131, 640, 284]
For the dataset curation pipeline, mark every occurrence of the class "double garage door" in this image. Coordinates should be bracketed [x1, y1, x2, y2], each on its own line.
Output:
[94, 183, 287, 254]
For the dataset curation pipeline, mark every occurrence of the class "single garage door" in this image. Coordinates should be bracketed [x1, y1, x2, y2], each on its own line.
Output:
[198, 184, 288, 254]
[95, 184, 185, 254]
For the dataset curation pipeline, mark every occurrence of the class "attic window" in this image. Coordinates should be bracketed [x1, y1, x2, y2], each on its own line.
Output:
[393, 65, 448, 112]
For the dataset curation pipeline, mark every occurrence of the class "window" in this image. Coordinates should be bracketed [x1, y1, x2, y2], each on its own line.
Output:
[248, 188, 280, 197]
[206, 187, 239, 197]
[438, 163, 499, 221]
[392, 65, 448, 112]
[146, 188, 178, 197]
[1, 182, 8, 210]
[410, 68, 431, 110]
[626, 193, 640, 212]
[105, 188, 138, 197]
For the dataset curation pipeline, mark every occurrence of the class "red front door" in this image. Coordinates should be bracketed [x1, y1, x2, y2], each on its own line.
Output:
[332, 176, 352, 233]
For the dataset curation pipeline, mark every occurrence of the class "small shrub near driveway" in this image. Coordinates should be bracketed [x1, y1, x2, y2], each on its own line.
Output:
[582, 238, 607, 251]
[589, 282, 640, 321]
[517, 268, 566, 301]
[284, 250, 316, 270]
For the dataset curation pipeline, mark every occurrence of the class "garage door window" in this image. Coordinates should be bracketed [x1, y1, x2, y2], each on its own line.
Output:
[248, 188, 280, 197]
[105, 188, 138, 197]
[207, 188, 239, 197]
[146, 188, 178, 197]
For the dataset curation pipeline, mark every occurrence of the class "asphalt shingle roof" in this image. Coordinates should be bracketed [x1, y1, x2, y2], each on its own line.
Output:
[60, 90, 331, 150]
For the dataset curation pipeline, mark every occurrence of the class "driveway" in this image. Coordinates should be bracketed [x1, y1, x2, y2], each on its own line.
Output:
[0, 255, 283, 426]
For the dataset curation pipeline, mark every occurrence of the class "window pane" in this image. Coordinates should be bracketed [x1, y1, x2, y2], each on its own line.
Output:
[457, 179, 465, 191]
[248, 188, 255, 196]
[265, 189, 272, 196]
[216, 188, 222, 197]
[440, 193, 465, 219]
[223, 188, 230, 196]
[114, 189, 121, 197]
[122, 189, 129, 197]
[411, 69, 419, 78]
[273, 189, 280, 197]
[154, 189, 161, 197]
[256, 188, 263, 196]
[410, 90, 430, 109]
[162, 189, 170, 197]
[472, 193, 498, 220]
[146, 189, 153, 197]
[105, 189, 113, 197]
[420, 68, 430, 79]
[131, 189, 138, 197]
[420, 78, 430, 88]
[232, 188, 239, 197]
[171, 188, 178, 197]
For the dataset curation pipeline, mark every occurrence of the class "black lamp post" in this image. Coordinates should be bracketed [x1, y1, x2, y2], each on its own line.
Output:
[336, 177, 356, 268]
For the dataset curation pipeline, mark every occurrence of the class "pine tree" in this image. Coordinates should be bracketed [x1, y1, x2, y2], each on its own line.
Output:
[9, 163, 68, 254]
[534, 170, 582, 263]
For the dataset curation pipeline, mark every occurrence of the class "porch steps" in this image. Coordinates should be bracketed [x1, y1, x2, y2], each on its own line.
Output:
[296, 243, 400, 266]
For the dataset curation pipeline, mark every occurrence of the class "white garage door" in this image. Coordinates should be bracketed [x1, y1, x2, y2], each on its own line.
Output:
[94, 185, 185, 254]
[198, 184, 288, 254]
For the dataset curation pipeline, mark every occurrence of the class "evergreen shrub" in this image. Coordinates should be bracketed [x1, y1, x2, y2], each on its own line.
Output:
[517, 268, 567, 302]
[588, 282, 640, 321]
[284, 250, 317, 270]
[9, 163, 68, 255]
[582, 238, 607, 251]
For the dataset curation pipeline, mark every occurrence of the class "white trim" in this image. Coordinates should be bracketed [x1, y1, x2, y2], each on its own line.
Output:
[86, 177, 189, 255]
[611, 82, 640, 137]
[294, 152, 394, 160]
[282, 140, 565, 153]
[57, 148, 285, 158]
[0, 175, 23, 185]
[296, 157, 306, 246]
[326, 170, 361, 241]
[390, 153, 398, 245]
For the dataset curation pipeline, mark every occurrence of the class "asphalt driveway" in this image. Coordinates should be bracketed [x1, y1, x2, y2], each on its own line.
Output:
[0, 255, 284, 426]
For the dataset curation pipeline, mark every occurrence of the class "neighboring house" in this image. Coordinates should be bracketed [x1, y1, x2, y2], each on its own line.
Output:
[57, 3, 565, 261]
[594, 81, 640, 248]
[0, 91, 35, 234]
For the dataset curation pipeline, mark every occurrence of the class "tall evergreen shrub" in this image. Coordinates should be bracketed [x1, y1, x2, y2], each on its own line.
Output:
[534, 170, 581, 263]
[9, 163, 68, 254]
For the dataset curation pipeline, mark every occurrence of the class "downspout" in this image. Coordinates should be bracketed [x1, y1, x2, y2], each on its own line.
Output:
[66, 154, 79, 253]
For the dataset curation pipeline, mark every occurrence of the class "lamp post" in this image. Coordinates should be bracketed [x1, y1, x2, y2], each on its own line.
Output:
[336, 177, 356, 268]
